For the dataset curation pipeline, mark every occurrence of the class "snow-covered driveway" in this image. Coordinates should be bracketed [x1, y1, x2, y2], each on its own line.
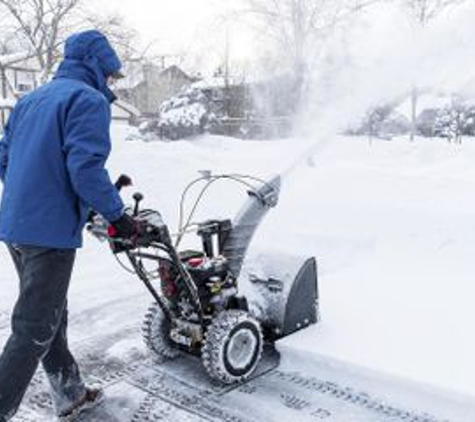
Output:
[1, 124, 475, 420]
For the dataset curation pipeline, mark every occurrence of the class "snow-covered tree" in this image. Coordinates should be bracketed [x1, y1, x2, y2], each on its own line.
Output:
[0, 0, 82, 82]
[348, 103, 410, 141]
[404, 0, 466, 25]
[402, 0, 467, 141]
[240, 0, 378, 109]
[434, 97, 475, 143]
[152, 84, 221, 141]
[81, 13, 140, 64]
[0, 0, 141, 82]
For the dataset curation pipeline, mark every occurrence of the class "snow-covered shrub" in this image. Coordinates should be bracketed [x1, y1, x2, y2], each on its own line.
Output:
[347, 105, 410, 139]
[122, 119, 160, 142]
[155, 85, 221, 140]
[138, 119, 159, 134]
[434, 98, 475, 143]
[379, 112, 411, 137]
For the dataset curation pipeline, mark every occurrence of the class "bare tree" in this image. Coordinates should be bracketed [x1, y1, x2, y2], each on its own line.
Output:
[240, 0, 378, 109]
[403, 0, 467, 141]
[0, 0, 83, 82]
[405, 0, 466, 25]
[81, 13, 142, 64]
[0, 1, 144, 82]
[0, 34, 17, 56]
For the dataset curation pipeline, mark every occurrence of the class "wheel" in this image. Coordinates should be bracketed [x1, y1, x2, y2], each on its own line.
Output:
[201, 310, 263, 384]
[142, 303, 180, 359]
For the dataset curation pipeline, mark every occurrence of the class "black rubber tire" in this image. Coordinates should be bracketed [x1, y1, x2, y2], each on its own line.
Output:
[142, 303, 180, 360]
[201, 310, 263, 384]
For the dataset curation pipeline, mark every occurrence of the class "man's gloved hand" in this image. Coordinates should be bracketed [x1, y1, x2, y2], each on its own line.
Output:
[109, 213, 139, 239]
[115, 174, 133, 191]
[88, 175, 133, 224]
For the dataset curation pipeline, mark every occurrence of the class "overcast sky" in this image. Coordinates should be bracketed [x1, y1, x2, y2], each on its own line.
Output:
[87, 0, 475, 84]
[92, 0, 254, 69]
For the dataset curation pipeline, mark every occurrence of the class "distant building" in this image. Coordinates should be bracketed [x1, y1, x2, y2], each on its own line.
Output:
[0, 52, 40, 97]
[416, 109, 439, 137]
[0, 52, 140, 127]
[0, 52, 41, 126]
[116, 63, 196, 116]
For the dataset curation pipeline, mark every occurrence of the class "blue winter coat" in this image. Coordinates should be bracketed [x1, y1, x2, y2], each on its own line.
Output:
[0, 31, 125, 249]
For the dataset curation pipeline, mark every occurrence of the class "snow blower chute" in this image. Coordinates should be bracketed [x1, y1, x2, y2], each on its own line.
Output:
[88, 173, 319, 384]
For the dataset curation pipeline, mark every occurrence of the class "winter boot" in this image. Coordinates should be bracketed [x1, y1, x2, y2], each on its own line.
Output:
[57, 387, 104, 421]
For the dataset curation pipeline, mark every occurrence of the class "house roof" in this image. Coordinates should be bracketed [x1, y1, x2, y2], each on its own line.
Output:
[114, 99, 141, 117]
[116, 62, 195, 91]
[159, 65, 195, 82]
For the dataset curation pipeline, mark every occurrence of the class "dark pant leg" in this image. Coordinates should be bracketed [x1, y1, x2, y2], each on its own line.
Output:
[0, 245, 84, 420]
[42, 302, 85, 415]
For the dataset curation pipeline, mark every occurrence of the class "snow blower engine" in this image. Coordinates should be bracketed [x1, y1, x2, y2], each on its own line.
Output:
[88, 173, 319, 384]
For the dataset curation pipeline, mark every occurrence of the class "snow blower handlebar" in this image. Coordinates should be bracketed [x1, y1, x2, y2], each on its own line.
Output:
[86, 205, 199, 321]
[86, 184, 205, 323]
[87, 172, 283, 326]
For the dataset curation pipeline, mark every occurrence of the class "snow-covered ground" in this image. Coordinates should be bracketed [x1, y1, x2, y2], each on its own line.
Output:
[1, 123, 475, 419]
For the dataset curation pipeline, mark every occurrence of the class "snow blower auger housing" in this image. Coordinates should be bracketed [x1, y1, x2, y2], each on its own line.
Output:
[88, 173, 319, 385]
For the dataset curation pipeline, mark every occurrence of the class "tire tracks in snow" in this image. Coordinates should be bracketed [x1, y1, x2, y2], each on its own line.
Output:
[9, 295, 472, 422]
[13, 328, 466, 422]
[270, 370, 450, 422]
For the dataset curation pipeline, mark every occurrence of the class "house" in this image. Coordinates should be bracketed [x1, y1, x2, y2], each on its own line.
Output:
[0, 51, 140, 127]
[0, 52, 40, 96]
[116, 62, 196, 116]
[416, 109, 439, 137]
[0, 52, 41, 126]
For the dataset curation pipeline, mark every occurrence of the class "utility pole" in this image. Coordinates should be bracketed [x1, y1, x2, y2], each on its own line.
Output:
[224, 26, 231, 117]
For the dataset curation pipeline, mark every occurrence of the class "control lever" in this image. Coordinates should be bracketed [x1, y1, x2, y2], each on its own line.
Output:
[133, 192, 144, 216]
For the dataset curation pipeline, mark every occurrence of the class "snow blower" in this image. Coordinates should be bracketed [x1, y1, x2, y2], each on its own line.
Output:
[88, 173, 319, 384]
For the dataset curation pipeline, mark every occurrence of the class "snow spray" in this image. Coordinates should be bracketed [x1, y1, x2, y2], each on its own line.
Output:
[277, 2, 475, 179]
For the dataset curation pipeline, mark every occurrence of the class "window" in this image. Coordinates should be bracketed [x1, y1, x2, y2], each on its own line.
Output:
[17, 83, 33, 92]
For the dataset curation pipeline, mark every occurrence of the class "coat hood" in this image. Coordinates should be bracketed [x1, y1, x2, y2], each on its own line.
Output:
[54, 30, 122, 103]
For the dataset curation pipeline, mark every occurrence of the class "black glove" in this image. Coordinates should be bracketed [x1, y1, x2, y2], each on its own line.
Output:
[88, 175, 133, 224]
[110, 213, 139, 239]
[115, 174, 133, 191]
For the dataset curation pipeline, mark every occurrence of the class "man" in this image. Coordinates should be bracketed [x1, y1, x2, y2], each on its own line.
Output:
[0, 30, 137, 421]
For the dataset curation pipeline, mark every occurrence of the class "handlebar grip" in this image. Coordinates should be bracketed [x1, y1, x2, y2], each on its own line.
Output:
[115, 174, 133, 191]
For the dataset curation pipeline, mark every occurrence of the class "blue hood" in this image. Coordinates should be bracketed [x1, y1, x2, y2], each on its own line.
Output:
[54, 30, 122, 103]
